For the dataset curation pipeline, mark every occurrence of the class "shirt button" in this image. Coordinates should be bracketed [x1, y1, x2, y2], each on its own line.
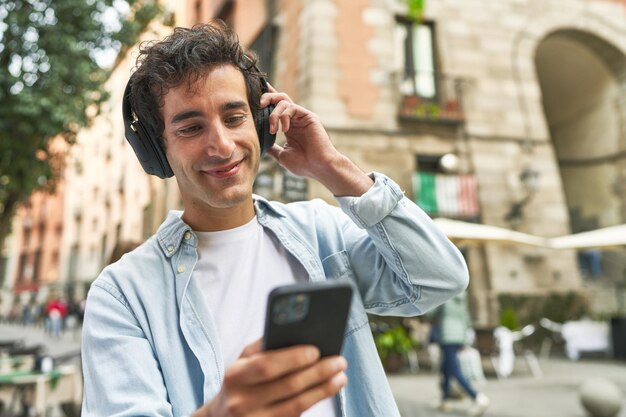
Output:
[184, 231, 192, 240]
[167, 245, 174, 253]
[177, 265, 186, 273]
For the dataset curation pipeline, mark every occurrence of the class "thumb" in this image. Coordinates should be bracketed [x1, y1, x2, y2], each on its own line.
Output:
[266, 143, 283, 161]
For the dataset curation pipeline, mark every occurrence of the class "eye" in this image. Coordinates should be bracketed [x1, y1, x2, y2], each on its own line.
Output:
[225, 115, 246, 126]
[177, 125, 202, 137]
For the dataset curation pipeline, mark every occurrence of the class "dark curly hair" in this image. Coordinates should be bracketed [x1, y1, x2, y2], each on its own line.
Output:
[129, 21, 264, 146]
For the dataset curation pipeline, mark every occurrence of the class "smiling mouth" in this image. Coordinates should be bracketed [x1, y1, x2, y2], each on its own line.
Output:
[202, 159, 243, 178]
[215, 162, 239, 174]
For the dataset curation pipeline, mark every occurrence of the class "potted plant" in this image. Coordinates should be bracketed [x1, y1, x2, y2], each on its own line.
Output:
[374, 325, 417, 373]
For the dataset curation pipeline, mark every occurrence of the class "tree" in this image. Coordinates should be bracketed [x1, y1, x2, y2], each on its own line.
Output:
[0, 0, 160, 253]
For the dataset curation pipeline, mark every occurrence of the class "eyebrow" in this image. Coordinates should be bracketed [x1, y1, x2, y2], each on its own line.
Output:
[171, 110, 203, 125]
[170, 101, 249, 125]
[221, 100, 248, 112]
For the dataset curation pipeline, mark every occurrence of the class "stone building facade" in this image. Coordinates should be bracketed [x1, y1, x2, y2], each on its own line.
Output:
[241, 0, 626, 324]
[3, 0, 625, 324]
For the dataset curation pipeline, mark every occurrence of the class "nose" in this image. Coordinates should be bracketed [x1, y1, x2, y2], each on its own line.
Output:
[205, 122, 236, 158]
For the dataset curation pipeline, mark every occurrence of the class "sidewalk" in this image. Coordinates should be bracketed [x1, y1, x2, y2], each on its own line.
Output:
[0, 322, 81, 358]
[388, 356, 626, 417]
[0, 323, 82, 417]
[2, 322, 626, 417]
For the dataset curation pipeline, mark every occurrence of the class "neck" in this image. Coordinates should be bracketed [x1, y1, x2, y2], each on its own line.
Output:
[181, 198, 256, 232]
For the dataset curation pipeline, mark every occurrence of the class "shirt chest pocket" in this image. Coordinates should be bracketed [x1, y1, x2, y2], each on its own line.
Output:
[321, 251, 369, 335]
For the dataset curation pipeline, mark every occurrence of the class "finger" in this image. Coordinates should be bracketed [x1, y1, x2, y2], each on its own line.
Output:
[240, 338, 263, 358]
[256, 372, 348, 417]
[266, 143, 283, 161]
[224, 345, 320, 387]
[266, 81, 277, 93]
[268, 100, 297, 134]
[260, 91, 293, 108]
[279, 105, 298, 133]
[245, 356, 347, 406]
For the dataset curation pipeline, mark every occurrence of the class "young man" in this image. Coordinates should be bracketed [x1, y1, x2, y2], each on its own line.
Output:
[81, 22, 469, 417]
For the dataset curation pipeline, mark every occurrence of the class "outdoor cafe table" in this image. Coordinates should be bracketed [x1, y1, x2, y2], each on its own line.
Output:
[0, 364, 82, 416]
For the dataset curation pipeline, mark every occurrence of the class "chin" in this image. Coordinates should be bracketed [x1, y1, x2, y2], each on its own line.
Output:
[208, 186, 253, 209]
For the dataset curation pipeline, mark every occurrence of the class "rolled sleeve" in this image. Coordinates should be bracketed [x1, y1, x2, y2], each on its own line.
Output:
[335, 172, 405, 228]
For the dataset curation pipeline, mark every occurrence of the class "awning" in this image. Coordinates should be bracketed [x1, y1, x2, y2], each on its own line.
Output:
[433, 218, 626, 250]
[433, 218, 548, 247]
[548, 224, 626, 249]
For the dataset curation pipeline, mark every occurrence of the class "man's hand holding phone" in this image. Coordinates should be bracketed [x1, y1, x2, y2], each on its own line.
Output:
[194, 339, 347, 417]
[194, 281, 352, 416]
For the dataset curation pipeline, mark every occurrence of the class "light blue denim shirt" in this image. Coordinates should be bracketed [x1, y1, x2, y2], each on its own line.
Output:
[81, 172, 468, 417]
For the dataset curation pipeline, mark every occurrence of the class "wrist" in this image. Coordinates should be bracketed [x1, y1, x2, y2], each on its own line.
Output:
[313, 154, 373, 197]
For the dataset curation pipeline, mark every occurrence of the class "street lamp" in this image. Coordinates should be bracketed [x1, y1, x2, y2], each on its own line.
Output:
[505, 167, 540, 228]
[439, 153, 460, 173]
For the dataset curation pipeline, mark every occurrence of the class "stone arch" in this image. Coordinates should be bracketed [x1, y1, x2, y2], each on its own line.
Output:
[510, 7, 626, 141]
[535, 28, 626, 232]
[509, 7, 626, 233]
[512, 7, 626, 310]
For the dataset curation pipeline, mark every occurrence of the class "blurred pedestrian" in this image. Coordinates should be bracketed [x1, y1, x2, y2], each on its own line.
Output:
[65, 294, 81, 340]
[45, 293, 67, 339]
[430, 291, 489, 416]
[7, 295, 20, 323]
[21, 297, 33, 326]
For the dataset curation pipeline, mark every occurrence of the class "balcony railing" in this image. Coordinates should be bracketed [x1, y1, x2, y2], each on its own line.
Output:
[398, 72, 466, 125]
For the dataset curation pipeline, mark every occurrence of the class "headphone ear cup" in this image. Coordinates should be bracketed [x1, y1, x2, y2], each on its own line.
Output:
[257, 104, 276, 155]
[122, 80, 174, 179]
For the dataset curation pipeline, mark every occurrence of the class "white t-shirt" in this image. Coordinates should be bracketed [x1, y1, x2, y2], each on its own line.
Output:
[194, 217, 337, 417]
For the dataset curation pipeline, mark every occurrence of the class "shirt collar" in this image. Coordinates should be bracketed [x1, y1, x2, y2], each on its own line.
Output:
[156, 211, 192, 258]
[156, 197, 286, 257]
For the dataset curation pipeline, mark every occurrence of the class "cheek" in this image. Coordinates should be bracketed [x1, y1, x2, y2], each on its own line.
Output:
[165, 141, 193, 166]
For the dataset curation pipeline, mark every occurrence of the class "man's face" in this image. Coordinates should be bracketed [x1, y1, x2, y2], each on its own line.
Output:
[161, 65, 260, 229]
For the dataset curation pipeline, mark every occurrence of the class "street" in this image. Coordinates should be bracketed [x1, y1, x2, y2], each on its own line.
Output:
[1, 322, 626, 417]
[389, 357, 626, 417]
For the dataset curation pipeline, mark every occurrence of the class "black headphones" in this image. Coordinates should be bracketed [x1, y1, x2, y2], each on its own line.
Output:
[122, 72, 276, 179]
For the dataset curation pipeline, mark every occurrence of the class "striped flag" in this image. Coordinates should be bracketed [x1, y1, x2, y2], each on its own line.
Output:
[413, 172, 480, 217]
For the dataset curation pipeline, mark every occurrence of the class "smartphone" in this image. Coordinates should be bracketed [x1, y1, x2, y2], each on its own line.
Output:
[262, 280, 353, 357]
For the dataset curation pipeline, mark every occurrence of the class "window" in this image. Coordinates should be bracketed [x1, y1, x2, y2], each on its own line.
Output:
[416, 154, 442, 173]
[0, 256, 7, 287]
[17, 253, 27, 283]
[68, 244, 79, 282]
[396, 18, 438, 99]
[33, 250, 42, 282]
[23, 224, 31, 247]
[38, 222, 46, 244]
[101, 234, 108, 269]
[250, 22, 279, 83]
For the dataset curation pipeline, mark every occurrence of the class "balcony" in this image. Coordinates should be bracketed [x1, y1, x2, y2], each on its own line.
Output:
[398, 72, 466, 125]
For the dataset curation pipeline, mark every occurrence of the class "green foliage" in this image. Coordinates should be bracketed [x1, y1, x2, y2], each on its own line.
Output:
[499, 306, 519, 330]
[407, 0, 425, 20]
[497, 292, 590, 347]
[0, 0, 160, 247]
[415, 102, 440, 118]
[374, 325, 416, 360]
[498, 292, 589, 325]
